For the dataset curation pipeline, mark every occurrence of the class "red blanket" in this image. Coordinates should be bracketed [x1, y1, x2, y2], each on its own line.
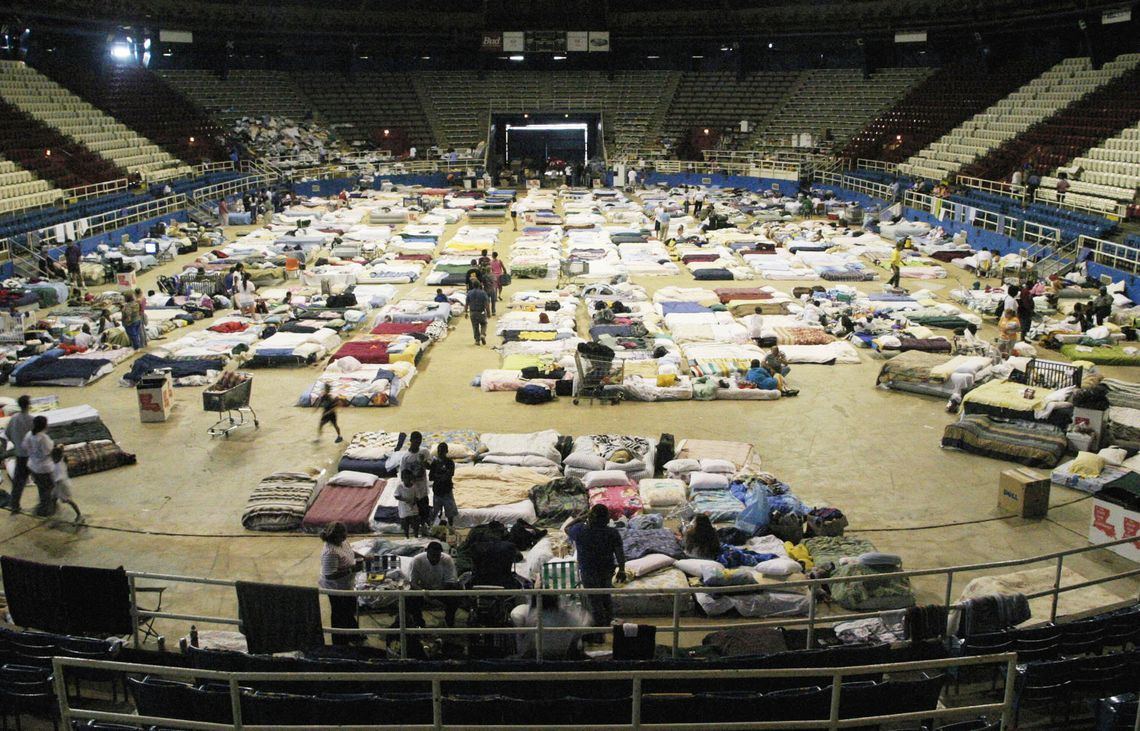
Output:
[370, 321, 429, 336]
[330, 339, 389, 363]
[301, 481, 386, 533]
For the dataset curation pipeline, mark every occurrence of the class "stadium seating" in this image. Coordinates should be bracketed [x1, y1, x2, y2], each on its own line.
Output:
[415, 71, 673, 154]
[961, 66, 1140, 184]
[0, 156, 65, 216]
[946, 188, 1117, 241]
[293, 71, 434, 149]
[34, 61, 227, 165]
[842, 57, 1052, 163]
[901, 54, 1140, 181]
[751, 67, 932, 148]
[658, 71, 798, 148]
[156, 69, 315, 124]
[0, 96, 125, 191]
[0, 60, 192, 181]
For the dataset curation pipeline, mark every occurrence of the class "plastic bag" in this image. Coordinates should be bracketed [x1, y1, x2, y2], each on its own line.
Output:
[735, 489, 769, 536]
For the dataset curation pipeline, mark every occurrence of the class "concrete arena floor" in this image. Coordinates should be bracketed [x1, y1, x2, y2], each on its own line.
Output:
[0, 197, 1137, 647]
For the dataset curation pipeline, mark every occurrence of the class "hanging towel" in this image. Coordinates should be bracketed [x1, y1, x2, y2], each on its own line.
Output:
[904, 604, 949, 642]
[60, 565, 132, 635]
[53, 224, 67, 244]
[955, 592, 1030, 637]
[1, 555, 67, 633]
[235, 581, 324, 654]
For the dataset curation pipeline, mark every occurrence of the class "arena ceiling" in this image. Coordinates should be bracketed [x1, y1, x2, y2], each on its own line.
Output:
[2, 0, 1133, 39]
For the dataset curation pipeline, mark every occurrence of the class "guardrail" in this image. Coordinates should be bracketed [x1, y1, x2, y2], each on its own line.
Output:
[53, 653, 1019, 731]
[33, 194, 188, 248]
[1080, 234, 1140, 275]
[956, 174, 1026, 203]
[99, 532, 1140, 659]
[649, 159, 800, 181]
[1034, 187, 1128, 221]
[62, 177, 129, 202]
[904, 190, 1062, 251]
[814, 170, 893, 201]
[855, 159, 899, 175]
[190, 174, 274, 205]
[193, 161, 237, 177]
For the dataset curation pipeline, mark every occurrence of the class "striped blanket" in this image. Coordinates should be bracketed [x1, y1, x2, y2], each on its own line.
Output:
[64, 440, 137, 477]
[941, 415, 1067, 468]
[241, 471, 321, 532]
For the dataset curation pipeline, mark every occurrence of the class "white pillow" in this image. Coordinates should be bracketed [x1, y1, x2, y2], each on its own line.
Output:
[753, 557, 803, 578]
[624, 553, 677, 579]
[664, 458, 700, 474]
[639, 478, 687, 507]
[688, 471, 730, 492]
[328, 470, 378, 488]
[564, 452, 605, 471]
[699, 458, 736, 474]
[332, 355, 363, 372]
[675, 558, 723, 578]
[604, 458, 646, 473]
[1099, 447, 1127, 466]
[583, 470, 634, 490]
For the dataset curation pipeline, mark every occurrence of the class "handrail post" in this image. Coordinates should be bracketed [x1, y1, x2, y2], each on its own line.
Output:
[535, 595, 544, 661]
[631, 676, 642, 730]
[432, 677, 442, 730]
[1051, 554, 1064, 622]
[671, 593, 681, 658]
[51, 658, 71, 728]
[1000, 655, 1018, 729]
[828, 672, 842, 731]
[944, 570, 954, 614]
[129, 575, 141, 648]
[398, 593, 408, 659]
[229, 677, 243, 729]
[806, 586, 816, 649]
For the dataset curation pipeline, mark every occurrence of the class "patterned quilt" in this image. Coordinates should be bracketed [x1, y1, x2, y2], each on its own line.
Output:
[241, 471, 321, 531]
[941, 415, 1068, 468]
[528, 477, 588, 526]
[589, 485, 644, 520]
[63, 440, 136, 477]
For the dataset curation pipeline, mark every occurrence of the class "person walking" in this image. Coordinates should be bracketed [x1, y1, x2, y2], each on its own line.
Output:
[466, 282, 490, 346]
[318, 521, 363, 645]
[489, 252, 506, 299]
[888, 241, 904, 289]
[429, 443, 458, 527]
[317, 383, 343, 443]
[1017, 285, 1036, 341]
[21, 416, 57, 517]
[50, 445, 81, 523]
[566, 504, 626, 641]
[65, 241, 83, 291]
[5, 395, 34, 514]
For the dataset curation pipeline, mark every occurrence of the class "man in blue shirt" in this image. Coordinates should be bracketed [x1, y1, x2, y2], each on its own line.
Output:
[566, 504, 626, 639]
[465, 283, 490, 345]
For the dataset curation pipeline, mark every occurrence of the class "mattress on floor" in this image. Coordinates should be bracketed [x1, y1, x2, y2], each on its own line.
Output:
[1059, 343, 1140, 366]
[941, 415, 1068, 468]
[301, 481, 386, 533]
[242, 471, 323, 532]
[1051, 459, 1140, 495]
[612, 568, 693, 617]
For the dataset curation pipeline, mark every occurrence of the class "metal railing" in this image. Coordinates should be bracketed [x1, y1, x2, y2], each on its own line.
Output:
[33, 194, 188, 248]
[903, 190, 1062, 252]
[646, 159, 800, 181]
[193, 161, 238, 177]
[956, 174, 1027, 204]
[53, 653, 1019, 731]
[109, 533, 1140, 660]
[814, 170, 893, 201]
[190, 174, 274, 206]
[62, 177, 130, 202]
[855, 159, 899, 175]
[1034, 187, 1128, 221]
[1080, 234, 1140, 275]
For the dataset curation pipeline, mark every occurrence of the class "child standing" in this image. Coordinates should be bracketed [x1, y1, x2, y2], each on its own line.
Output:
[395, 475, 424, 538]
[317, 383, 343, 443]
[429, 443, 458, 527]
[50, 446, 82, 523]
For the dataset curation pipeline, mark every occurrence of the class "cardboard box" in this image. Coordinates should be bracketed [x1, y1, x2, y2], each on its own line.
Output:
[998, 468, 1051, 519]
[115, 270, 137, 288]
[137, 370, 173, 423]
[1088, 498, 1140, 562]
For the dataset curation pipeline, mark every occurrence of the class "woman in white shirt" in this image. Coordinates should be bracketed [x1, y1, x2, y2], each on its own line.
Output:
[318, 521, 363, 645]
[21, 416, 56, 516]
[235, 273, 258, 317]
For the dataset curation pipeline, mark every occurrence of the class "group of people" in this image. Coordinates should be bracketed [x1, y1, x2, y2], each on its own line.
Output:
[4, 395, 82, 522]
[463, 249, 505, 346]
[393, 432, 459, 537]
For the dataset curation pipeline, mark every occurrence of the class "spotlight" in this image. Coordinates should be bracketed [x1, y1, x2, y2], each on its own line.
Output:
[383, 129, 390, 136]
[110, 43, 131, 61]
[508, 55, 524, 62]
[896, 135, 902, 141]
[553, 55, 566, 60]
[524, 113, 529, 118]
[691, 54, 704, 59]
[44, 149, 51, 157]
[189, 136, 195, 143]
[421, 56, 431, 60]
[768, 42, 774, 49]
[703, 128, 710, 135]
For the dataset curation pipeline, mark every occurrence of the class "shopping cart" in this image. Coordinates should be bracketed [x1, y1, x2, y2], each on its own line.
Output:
[203, 372, 259, 438]
[572, 350, 625, 405]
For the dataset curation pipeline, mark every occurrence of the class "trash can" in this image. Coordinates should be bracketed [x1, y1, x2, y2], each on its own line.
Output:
[137, 369, 173, 423]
